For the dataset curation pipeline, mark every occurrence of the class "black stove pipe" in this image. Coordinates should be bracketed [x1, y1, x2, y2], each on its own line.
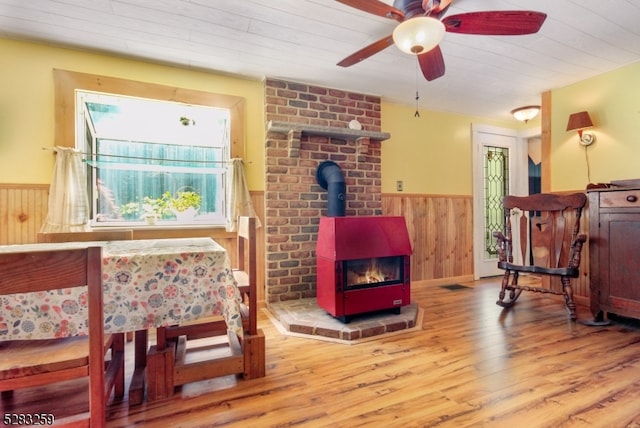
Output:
[316, 160, 346, 217]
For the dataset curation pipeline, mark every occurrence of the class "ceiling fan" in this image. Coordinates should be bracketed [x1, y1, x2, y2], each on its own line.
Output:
[336, 0, 547, 81]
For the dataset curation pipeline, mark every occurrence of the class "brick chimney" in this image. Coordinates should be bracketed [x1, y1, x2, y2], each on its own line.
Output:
[264, 79, 389, 304]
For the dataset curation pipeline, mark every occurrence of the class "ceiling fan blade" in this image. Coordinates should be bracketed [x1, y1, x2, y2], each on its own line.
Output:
[442, 11, 547, 35]
[418, 45, 445, 81]
[335, 0, 404, 21]
[337, 35, 395, 67]
[423, 0, 452, 17]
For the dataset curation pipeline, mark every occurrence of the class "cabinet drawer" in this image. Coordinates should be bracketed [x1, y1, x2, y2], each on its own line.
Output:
[601, 190, 640, 208]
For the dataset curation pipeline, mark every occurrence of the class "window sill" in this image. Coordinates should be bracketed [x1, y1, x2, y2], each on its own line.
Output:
[90, 224, 235, 240]
[91, 223, 225, 230]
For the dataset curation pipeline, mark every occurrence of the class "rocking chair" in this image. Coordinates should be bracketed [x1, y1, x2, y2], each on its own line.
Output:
[493, 192, 587, 321]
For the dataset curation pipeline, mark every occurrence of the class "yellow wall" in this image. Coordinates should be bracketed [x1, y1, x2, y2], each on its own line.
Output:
[551, 61, 640, 191]
[0, 38, 266, 189]
[381, 102, 521, 195]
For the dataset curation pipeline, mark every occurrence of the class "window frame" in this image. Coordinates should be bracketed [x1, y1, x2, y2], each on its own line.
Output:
[53, 69, 246, 229]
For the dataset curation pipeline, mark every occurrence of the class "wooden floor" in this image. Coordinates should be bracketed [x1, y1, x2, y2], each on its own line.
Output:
[4, 277, 640, 427]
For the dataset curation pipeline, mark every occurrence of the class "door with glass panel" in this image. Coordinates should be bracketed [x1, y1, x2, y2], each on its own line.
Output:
[472, 124, 526, 279]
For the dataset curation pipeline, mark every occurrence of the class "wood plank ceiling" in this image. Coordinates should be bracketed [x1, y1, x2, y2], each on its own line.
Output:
[1, 0, 639, 120]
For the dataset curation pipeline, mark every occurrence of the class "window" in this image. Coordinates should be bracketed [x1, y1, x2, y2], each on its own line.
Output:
[77, 91, 229, 226]
[53, 69, 246, 228]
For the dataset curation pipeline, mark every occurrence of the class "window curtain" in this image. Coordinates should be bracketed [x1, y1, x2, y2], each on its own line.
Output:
[226, 158, 260, 232]
[39, 147, 91, 233]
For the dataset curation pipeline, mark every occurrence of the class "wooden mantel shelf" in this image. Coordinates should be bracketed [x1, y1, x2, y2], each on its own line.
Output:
[266, 120, 390, 142]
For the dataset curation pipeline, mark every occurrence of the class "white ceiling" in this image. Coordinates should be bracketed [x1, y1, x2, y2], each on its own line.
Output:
[1, 0, 640, 121]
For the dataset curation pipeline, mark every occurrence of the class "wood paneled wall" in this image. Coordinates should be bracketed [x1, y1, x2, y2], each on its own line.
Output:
[0, 184, 589, 302]
[0, 184, 49, 245]
[382, 193, 475, 284]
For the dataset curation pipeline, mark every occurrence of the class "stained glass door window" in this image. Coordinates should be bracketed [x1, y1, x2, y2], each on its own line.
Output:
[483, 146, 509, 258]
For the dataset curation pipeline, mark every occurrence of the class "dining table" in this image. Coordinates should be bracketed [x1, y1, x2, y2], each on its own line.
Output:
[0, 237, 242, 404]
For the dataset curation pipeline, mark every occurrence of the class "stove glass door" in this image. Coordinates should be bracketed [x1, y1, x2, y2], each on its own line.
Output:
[344, 256, 403, 290]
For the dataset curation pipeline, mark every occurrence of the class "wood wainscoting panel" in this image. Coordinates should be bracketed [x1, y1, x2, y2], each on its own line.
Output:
[0, 184, 49, 245]
[382, 193, 474, 284]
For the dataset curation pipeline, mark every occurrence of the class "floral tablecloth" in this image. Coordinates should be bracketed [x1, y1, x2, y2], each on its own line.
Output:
[0, 237, 243, 340]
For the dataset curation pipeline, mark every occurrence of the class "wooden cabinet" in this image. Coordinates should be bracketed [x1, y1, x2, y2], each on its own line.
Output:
[588, 185, 640, 322]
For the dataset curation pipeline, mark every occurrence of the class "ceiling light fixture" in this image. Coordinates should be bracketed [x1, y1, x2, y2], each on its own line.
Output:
[510, 105, 541, 123]
[566, 111, 595, 146]
[392, 17, 445, 55]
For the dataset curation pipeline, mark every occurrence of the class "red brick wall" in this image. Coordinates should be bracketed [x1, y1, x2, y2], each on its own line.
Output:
[264, 78, 384, 303]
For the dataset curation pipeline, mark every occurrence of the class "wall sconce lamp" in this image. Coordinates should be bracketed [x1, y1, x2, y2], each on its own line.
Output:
[511, 105, 541, 123]
[566, 111, 596, 146]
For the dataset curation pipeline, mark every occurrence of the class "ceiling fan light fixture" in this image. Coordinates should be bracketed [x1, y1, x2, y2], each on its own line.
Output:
[393, 17, 445, 55]
[511, 105, 541, 123]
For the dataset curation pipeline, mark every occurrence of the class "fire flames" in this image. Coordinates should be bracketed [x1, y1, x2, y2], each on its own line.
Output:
[346, 257, 399, 287]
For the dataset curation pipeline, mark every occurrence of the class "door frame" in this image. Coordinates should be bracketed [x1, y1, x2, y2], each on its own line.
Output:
[472, 124, 536, 279]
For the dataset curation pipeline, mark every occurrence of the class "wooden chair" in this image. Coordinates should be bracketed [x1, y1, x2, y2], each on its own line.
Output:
[148, 216, 264, 401]
[0, 246, 125, 426]
[493, 192, 587, 321]
[234, 216, 258, 335]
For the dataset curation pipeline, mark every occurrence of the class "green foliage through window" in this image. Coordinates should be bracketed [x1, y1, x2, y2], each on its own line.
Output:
[78, 91, 230, 226]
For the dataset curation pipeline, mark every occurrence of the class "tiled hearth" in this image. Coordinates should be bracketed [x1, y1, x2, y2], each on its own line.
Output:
[267, 299, 421, 342]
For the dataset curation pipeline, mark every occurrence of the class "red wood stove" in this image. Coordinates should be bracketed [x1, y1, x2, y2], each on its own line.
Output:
[316, 216, 412, 322]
